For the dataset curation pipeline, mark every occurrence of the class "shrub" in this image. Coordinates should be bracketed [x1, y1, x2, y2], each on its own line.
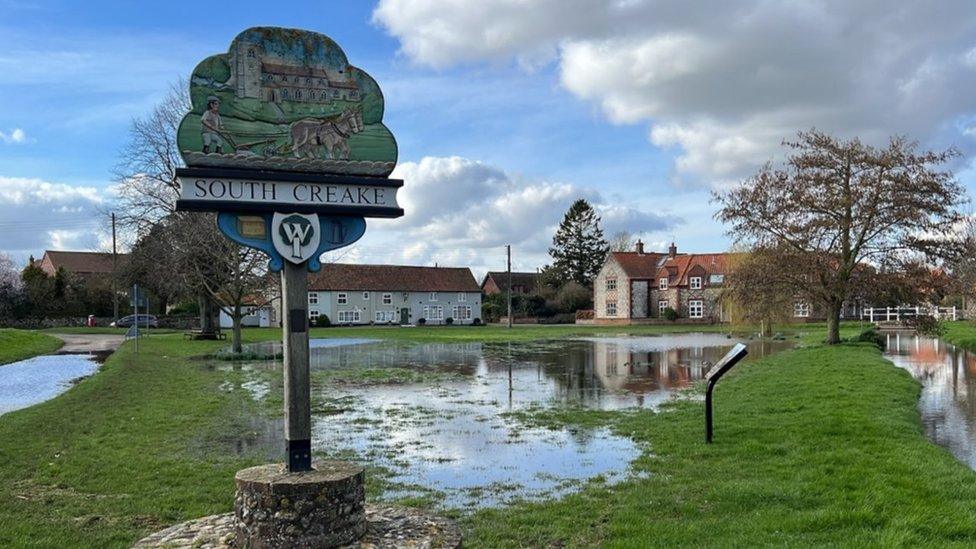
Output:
[848, 326, 885, 350]
[446, 317, 454, 325]
[314, 314, 331, 328]
[663, 307, 678, 322]
[418, 318, 426, 325]
[906, 314, 945, 337]
[472, 318, 482, 326]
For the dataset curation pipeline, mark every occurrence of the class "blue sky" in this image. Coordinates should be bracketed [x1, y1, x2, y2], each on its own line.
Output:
[2, 0, 975, 276]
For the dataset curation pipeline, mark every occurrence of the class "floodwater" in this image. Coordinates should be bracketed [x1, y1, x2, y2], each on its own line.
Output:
[0, 353, 105, 415]
[223, 333, 792, 508]
[884, 331, 976, 469]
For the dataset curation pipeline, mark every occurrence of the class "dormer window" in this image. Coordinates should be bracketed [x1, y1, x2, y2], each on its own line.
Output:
[690, 276, 702, 290]
[659, 277, 668, 290]
[606, 277, 617, 291]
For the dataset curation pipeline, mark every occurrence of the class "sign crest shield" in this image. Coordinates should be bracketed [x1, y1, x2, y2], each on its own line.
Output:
[272, 212, 321, 264]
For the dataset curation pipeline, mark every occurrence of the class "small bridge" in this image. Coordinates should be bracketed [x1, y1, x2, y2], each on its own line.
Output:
[862, 306, 958, 324]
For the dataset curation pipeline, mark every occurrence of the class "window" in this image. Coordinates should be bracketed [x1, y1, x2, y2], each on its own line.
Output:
[363, 291, 370, 300]
[709, 274, 725, 285]
[690, 277, 702, 290]
[659, 277, 668, 290]
[606, 277, 617, 291]
[309, 310, 319, 320]
[337, 310, 361, 323]
[429, 292, 438, 301]
[689, 300, 703, 318]
[606, 300, 617, 317]
[375, 310, 396, 323]
[337, 292, 347, 304]
[308, 292, 318, 305]
[423, 305, 443, 320]
[659, 300, 668, 315]
[382, 293, 392, 305]
[794, 302, 810, 318]
[458, 292, 466, 302]
[454, 305, 472, 320]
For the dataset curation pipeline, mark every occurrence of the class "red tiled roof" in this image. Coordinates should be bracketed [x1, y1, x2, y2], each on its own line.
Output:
[481, 271, 540, 290]
[609, 252, 666, 279]
[309, 264, 480, 292]
[40, 250, 126, 276]
[657, 253, 731, 285]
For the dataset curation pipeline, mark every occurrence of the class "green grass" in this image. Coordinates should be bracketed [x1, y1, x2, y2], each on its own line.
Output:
[0, 323, 973, 546]
[0, 329, 62, 365]
[943, 321, 976, 352]
[466, 342, 976, 547]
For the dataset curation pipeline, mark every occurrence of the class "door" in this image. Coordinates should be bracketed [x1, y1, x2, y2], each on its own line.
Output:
[400, 308, 410, 325]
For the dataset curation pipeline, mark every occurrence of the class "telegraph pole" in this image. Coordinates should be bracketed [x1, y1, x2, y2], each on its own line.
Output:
[506, 245, 512, 329]
[112, 212, 118, 322]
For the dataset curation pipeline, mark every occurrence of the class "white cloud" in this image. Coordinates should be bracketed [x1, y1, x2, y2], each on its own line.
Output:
[361, 156, 680, 272]
[0, 128, 27, 144]
[374, 0, 976, 185]
[0, 176, 112, 259]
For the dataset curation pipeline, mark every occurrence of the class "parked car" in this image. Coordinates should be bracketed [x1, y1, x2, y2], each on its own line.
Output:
[111, 314, 159, 328]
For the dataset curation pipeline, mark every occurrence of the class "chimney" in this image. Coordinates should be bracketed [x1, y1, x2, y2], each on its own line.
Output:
[635, 239, 644, 255]
[668, 242, 677, 258]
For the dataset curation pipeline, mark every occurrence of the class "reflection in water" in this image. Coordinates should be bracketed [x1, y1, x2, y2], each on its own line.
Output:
[885, 331, 976, 469]
[227, 333, 791, 508]
[0, 353, 104, 415]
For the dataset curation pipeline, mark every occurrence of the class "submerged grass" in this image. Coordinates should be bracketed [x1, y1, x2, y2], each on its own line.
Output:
[0, 329, 62, 365]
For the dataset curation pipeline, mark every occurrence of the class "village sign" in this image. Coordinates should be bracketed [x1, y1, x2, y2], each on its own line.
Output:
[174, 27, 403, 475]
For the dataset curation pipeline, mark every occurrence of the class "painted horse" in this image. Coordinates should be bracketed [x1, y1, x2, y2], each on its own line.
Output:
[290, 108, 364, 160]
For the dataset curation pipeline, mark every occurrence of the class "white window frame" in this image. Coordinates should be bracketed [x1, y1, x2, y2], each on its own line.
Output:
[382, 293, 392, 305]
[690, 277, 702, 290]
[429, 292, 438, 301]
[659, 277, 668, 290]
[337, 292, 347, 305]
[689, 300, 703, 318]
[309, 310, 320, 319]
[423, 305, 444, 320]
[337, 310, 361, 323]
[794, 302, 810, 318]
[308, 292, 318, 305]
[375, 310, 396, 323]
[458, 292, 467, 302]
[659, 300, 668, 315]
[606, 277, 617, 291]
[454, 305, 472, 320]
[606, 300, 617, 317]
[363, 291, 370, 300]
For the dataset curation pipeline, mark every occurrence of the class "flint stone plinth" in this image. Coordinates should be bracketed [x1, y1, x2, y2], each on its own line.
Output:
[234, 461, 366, 548]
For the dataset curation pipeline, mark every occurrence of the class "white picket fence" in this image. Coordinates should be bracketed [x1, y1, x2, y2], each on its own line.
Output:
[862, 306, 957, 323]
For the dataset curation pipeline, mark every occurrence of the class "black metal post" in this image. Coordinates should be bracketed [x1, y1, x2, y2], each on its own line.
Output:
[704, 343, 748, 443]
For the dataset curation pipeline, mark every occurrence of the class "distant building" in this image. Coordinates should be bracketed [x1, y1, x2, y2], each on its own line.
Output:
[302, 264, 482, 325]
[232, 42, 361, 103]
[480, 271, 540, 296]
[37, 250, 126, 279]
[593, 241, 732, 323]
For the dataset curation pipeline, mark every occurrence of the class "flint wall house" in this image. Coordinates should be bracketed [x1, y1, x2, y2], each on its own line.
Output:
[594, 242, 733, 323]
[233, 42, 361, 103]
[299, 264, 482, 325]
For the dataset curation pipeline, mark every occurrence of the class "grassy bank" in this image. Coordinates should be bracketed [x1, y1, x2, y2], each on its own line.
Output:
[466, 342, 976, 546]
[0, 329, 62, 365]
[943, 320, 976, 352]
[0, 324, 972, 546]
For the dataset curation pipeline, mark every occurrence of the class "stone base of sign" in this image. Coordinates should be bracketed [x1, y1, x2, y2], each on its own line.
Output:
[132, 505, 462, 549]
[234, 461, 366, 547]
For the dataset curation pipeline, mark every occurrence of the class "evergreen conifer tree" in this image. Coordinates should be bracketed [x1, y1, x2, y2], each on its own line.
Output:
[548, 199, 608, 287]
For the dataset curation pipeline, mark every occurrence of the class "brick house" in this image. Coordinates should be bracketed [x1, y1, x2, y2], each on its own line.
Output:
[480, 271, 540, 296]
[298, 264, 482, 325]
[38, 250, 127, 279]
[594, 241, 732, 323]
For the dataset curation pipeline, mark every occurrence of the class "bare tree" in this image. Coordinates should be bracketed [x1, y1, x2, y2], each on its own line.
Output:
[608, 231, 637, 252]
[714, 130, 966, 344]
[114, 81, 270, 344]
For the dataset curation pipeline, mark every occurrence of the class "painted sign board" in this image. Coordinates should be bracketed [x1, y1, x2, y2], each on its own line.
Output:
[176, 27, 397, 177]
[175, 167, 402, 217]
